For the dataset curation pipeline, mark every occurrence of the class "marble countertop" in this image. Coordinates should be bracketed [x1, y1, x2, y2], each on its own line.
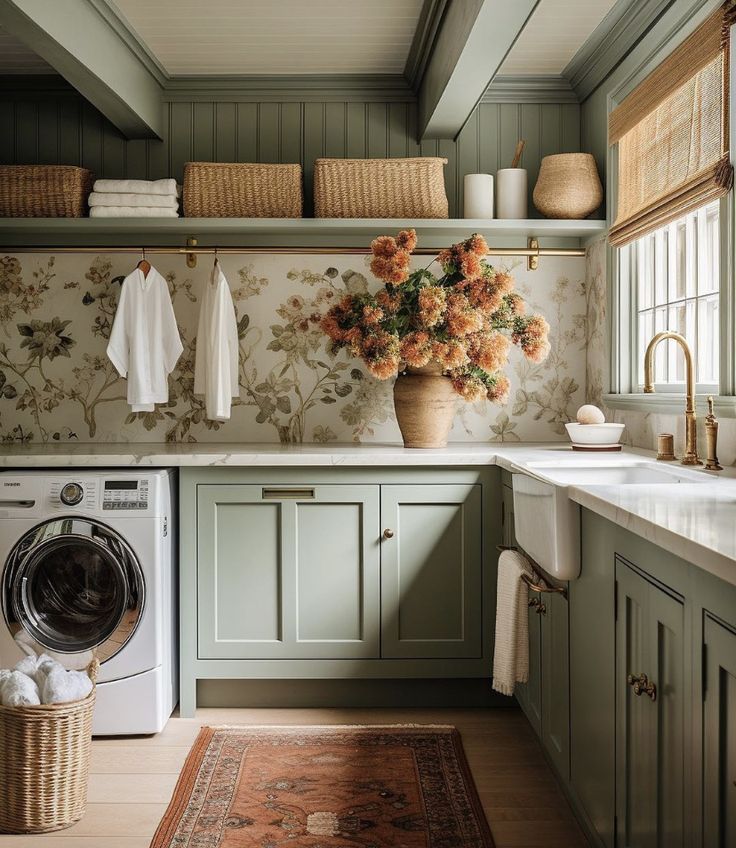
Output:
[0, 440, 733, 585]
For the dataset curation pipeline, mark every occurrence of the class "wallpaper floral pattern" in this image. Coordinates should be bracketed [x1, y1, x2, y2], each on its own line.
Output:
[0, 251, 587, 445]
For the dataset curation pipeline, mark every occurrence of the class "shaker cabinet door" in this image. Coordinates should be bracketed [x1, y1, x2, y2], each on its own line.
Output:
[380, 484, 482, 659]
[703, 614, 736, 848]
[615, 558, 686, 848]
[197, 484, 380, 660]
[541, 590, 570, 780]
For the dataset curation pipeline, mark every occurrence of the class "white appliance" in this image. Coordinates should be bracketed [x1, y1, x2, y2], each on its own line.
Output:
[0, 469, 177, 735]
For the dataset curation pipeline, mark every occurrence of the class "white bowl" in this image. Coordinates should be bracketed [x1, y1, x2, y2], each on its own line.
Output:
[565, 422, 625, 446]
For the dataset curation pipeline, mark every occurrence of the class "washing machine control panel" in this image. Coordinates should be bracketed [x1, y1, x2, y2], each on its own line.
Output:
[102, 479, 149, 511]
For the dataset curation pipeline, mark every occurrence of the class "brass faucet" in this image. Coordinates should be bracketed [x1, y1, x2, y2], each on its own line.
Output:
[643, 331, 701, 466]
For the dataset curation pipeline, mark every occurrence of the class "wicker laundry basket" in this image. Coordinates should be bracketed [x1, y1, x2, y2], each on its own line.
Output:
[313, 157, 449, 218]
[183, 162, 303, 217]
[0, 659, 99, 834]
[0, 165, 92, 217]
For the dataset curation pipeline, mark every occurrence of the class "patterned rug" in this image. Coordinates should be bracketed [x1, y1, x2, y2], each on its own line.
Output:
[150, 725, 494, 847]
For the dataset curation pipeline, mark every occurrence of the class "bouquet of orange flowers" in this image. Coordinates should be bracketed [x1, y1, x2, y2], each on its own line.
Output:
[320, 229, 550, 403]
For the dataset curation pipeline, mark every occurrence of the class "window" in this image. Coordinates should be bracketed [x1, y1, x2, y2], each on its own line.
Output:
[631, 201, 720, 392]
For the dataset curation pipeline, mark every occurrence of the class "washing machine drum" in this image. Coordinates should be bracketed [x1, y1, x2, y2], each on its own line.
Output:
[2, 518, 145, 662]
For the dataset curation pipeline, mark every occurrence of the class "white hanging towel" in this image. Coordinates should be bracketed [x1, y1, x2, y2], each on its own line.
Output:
[492, 548, 535, 696]
[194, 259, 239, 420]
[107, 265, 183, 413]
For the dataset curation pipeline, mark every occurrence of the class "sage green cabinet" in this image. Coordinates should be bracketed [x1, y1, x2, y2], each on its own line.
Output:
[615, 557, 687, 848]
[703, 614, 736, 848]
[197, 483, 381, 660]
[516, 599, 542, 735]
[541, 590, 570, 781]
[380, 484, 482, 659]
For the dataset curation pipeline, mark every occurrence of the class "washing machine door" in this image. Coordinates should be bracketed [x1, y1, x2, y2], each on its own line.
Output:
[2, 517, 145, 663]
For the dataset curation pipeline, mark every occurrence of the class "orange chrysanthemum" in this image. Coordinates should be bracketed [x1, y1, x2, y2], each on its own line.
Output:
[400, 331, 432, 369]
[418, 286, 447, 328]
[487, 374, 510, 404]
[396, 229, 417, 252]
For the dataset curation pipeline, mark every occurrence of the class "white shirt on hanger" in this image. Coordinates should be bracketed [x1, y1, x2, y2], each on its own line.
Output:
[107, 265, 183, 413]
[194, 258, 240, 420]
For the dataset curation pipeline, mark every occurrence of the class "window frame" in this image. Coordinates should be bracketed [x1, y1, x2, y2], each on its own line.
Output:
[605, 5, 736, 416]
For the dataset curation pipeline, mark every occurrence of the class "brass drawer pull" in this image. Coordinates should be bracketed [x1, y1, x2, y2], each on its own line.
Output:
[382, 528, 395, 539]
[262, 487, 315, 500]
[627, 672, 657, 701]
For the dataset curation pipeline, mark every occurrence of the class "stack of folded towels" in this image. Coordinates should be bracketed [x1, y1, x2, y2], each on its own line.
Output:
[0, 652, 93, 706]
[88, 178, 180, 218]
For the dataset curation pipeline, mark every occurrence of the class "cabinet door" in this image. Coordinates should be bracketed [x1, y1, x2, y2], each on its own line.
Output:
[703, 614, 736, 848]
[380, 484, 482, 659]
[197, 484, 380, 659]
[501, 482, 516, 548]
[516, 602, 542, 735]
[615, 559, 686, 848]
[541, 590, 570, 780]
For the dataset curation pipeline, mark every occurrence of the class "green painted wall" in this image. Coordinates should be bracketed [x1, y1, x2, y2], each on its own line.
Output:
[0, 84, 581, 217]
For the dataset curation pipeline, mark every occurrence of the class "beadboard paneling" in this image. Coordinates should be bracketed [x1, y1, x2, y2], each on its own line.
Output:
[0, 92, 581, 216]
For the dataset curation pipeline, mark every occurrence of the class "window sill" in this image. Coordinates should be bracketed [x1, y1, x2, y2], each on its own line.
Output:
[603, 393, 736, 417]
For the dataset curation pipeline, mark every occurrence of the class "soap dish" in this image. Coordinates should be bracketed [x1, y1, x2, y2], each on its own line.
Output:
[571, 443, 622, 452]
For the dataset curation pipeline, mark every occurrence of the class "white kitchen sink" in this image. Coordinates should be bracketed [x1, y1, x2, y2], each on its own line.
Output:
[511, 460, 710, 581]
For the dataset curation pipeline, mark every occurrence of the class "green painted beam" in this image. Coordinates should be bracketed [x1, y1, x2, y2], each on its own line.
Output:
[417, 0, 540, 140]
[0, 0, 164, 139]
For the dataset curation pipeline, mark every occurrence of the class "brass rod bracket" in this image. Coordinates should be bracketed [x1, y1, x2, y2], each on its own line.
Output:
[186, 237, 198, 268]
[527, 237, 539, 271]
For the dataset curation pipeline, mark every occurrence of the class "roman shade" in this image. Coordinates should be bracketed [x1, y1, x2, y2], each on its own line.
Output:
[608, 3, 736, 247]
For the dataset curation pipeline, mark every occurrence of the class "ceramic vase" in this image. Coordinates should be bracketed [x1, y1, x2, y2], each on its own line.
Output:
[533, 153, 603, 219]
[393, 364, 457, 449]
[463, 173, 494, 218]
[496, 168, 528, 218]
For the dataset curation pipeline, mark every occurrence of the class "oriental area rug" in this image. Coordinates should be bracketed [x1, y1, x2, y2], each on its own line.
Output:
[150, 724, 494, 847]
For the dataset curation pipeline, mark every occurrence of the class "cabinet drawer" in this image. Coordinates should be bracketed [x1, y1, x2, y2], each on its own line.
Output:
[197, 484, 380, 659]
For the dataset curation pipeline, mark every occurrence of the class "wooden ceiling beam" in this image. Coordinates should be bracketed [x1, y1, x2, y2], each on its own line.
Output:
[0, 0, 164, 139]
[417, 0, 540, 140]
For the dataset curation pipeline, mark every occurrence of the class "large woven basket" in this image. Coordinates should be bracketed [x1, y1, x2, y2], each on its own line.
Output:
[0, 659, 99, 834]
[0, 165, 92, 218]
[183, 162, 303, 217]
[313, 157, 449, 218]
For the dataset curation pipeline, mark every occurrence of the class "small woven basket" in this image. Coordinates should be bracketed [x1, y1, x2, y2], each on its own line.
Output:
[0, 659, 99, 834]
[313, 157, 449, 218]
[183, 162, 303, 217]
[0, 165, 92, 218]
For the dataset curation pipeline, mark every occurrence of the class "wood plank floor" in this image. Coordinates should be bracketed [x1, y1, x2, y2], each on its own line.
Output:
[0, 707, 590, 848]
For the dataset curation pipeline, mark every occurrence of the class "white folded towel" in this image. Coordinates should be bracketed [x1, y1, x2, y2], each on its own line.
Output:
[89, 192, 179, 209]
[1, 670, 41, 707]
[492, 549, 535, 696]
[90, 206, 179, 218]
[41, 666, 93, 705]
[93, 178, 178, 196]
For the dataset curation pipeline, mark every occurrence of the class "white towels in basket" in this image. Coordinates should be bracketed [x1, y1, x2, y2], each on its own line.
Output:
[88, 178, 180, 218]
[492, 548, 535, 696]
[0, 653, 92, 707]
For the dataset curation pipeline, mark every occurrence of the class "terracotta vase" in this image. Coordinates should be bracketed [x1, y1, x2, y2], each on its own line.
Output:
[532, 153, 603, 219]
[393, 364, 457, 448]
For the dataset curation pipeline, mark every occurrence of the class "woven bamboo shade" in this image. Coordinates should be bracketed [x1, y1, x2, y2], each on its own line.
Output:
[608, 3, 735, 246]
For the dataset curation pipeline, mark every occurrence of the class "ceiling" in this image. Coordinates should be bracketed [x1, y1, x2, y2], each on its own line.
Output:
[0, 26, 53, 74]
[109, 0, 425, 76]
[500, 0, 618, 75]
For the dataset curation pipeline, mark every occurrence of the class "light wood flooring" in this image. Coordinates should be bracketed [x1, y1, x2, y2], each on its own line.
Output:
[0, 707, 590, 848]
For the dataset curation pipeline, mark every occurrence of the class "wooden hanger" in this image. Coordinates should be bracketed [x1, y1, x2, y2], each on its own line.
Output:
[137, 249, 151, 278]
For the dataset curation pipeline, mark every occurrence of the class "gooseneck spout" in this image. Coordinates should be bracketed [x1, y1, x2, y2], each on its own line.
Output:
[643, 331, 701, 465]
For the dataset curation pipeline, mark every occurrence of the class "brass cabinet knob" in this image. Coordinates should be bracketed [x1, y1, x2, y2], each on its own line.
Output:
[382, 528, 394, 539]
[627, 672, 657, 701]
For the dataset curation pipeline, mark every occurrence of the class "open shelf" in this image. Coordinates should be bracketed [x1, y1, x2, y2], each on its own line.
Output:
[0, 217, 607, 250]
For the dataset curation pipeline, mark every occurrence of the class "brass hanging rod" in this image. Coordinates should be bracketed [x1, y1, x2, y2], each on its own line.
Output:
[3, 246, 584, 257]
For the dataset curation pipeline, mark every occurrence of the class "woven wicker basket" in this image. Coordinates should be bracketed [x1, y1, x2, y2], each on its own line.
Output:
[313, 157, 449, 218]
[0, 166, 92, 218]
[0, 659, 99, 834]
[183, 162, 303, 217]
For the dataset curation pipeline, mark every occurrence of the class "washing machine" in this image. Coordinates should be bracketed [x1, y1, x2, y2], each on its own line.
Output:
[0, 469, 177, 735]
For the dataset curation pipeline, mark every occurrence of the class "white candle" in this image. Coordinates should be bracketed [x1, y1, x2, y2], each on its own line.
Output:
[463, 173, 494, 219]
[496, 168, 528, 219]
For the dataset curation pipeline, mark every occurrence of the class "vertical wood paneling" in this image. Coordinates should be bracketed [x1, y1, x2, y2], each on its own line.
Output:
[0, 92, 581, 217]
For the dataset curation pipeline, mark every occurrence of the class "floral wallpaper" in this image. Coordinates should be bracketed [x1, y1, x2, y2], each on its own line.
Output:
[584, 236, 736, 465]
[0, 251, 587, 445]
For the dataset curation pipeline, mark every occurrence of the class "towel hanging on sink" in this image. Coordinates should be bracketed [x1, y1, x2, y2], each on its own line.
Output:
[492, 548, 535, 696]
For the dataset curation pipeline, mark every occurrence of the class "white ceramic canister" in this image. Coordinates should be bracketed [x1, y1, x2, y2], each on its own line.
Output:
[463, 173, 494, 219]
[496, 168, 528, 219]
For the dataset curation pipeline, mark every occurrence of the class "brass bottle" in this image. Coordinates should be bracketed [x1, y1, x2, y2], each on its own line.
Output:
[704, 396, 723, 471]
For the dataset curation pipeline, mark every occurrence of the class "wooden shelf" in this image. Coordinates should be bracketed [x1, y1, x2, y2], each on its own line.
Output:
[0, 217, 606, 251]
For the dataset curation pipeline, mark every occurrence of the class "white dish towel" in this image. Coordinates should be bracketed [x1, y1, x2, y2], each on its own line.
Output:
[492, 548, 534, 696]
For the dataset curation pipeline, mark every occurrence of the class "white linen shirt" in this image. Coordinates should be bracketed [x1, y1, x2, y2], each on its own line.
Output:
[194, 259, 239, 420]
[107, 266, 183, 412]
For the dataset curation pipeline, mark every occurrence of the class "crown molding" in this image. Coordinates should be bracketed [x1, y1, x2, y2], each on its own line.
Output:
[162, 74, 416, 103]
[563, 0, 673, 102]
[482, 75, 578, 104]
[404, 0, 449, 92]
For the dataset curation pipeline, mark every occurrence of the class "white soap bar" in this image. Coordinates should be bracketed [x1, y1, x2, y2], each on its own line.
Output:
[576, 404, 605, 424]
